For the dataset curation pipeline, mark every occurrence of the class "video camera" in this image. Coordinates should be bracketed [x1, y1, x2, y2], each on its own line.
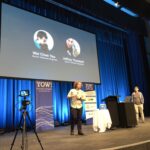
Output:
[19, 90, 30, 110]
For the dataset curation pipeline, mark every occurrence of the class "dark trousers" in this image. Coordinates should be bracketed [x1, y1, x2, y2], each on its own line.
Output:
[70, 107, 82, 133]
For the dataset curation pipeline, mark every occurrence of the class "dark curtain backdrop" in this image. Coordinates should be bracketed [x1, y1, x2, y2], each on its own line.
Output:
[0, 79, 36, 130]
[95, 31, 130, 108]
[125, 32, 150, 116]
[0, 0, 149, 130]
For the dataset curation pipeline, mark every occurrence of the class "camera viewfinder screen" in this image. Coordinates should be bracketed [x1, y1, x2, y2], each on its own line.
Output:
[20, 90, 29, 97]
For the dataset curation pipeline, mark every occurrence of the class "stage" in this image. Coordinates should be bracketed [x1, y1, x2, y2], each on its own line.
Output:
[1, 118, 150, 150]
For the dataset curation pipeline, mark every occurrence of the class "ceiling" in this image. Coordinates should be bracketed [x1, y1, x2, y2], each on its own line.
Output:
[48, 0, 147, 34]
[50, 0, 150, 19]
[7, 0, 147, 34]
[113, 0, 150, 19]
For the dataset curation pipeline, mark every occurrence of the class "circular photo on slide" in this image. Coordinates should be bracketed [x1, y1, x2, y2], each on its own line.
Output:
[65, 38, 81, 57]
[33, 30, 54, 51]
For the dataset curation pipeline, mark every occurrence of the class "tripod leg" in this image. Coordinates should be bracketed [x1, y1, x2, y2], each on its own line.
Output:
[25, 122, 28, 150]
[26, 112, 44, 150]
[10, 114, 23, 150]
[24, 112, 28, 150]
[21, 111, 28, 150]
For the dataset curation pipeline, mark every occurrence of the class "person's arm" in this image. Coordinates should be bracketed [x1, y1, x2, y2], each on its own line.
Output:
[140, 92, 144, 104]
[80, 92, 86, 101]
[67, 89, 77, 99]
[67, 90, 72, 99]
[131, 92, 134, 103]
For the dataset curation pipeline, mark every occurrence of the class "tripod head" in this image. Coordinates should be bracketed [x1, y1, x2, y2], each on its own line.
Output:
[20, 97, 30, 110]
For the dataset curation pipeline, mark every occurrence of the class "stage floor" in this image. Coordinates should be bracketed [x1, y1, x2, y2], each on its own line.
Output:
[1, 118, 150, 150]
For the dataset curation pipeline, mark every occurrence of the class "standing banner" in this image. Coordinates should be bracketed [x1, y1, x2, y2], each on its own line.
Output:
[36, 80, 54, 132]
[84, 84, 97, 125]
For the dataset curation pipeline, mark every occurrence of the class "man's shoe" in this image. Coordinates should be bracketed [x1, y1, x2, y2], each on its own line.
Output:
[78, 132, 84, 135]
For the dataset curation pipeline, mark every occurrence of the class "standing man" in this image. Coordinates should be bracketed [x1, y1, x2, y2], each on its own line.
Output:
[132, 86, 145, 123]
[67, 81, 86, 135]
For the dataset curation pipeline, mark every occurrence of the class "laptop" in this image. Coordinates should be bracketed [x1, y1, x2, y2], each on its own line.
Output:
[124, 96, 132, 103]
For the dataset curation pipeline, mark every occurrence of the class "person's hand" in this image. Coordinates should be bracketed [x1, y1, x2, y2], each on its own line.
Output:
[81, 95, 84, 99]
[77, 95, 81, 100]
[70, 92, 77, 99]
[70, 92, 73, 96]
[72, 95, 77, 99]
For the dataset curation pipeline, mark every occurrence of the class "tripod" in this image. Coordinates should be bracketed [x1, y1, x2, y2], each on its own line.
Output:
[10, 106, 44, 150]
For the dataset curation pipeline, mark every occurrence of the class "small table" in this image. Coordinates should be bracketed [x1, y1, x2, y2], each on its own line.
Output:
[93, 109, 112, 132]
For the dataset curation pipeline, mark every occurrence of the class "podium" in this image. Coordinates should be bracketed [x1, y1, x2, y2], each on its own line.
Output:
[104, 96, 120, 127]
[118, 103, 137, 127]
[104, 96, 137, 128]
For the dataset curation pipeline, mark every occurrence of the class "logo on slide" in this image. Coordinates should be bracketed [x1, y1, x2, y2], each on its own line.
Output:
[33, 30, 54, 51]
[65, 38, 81, 57]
